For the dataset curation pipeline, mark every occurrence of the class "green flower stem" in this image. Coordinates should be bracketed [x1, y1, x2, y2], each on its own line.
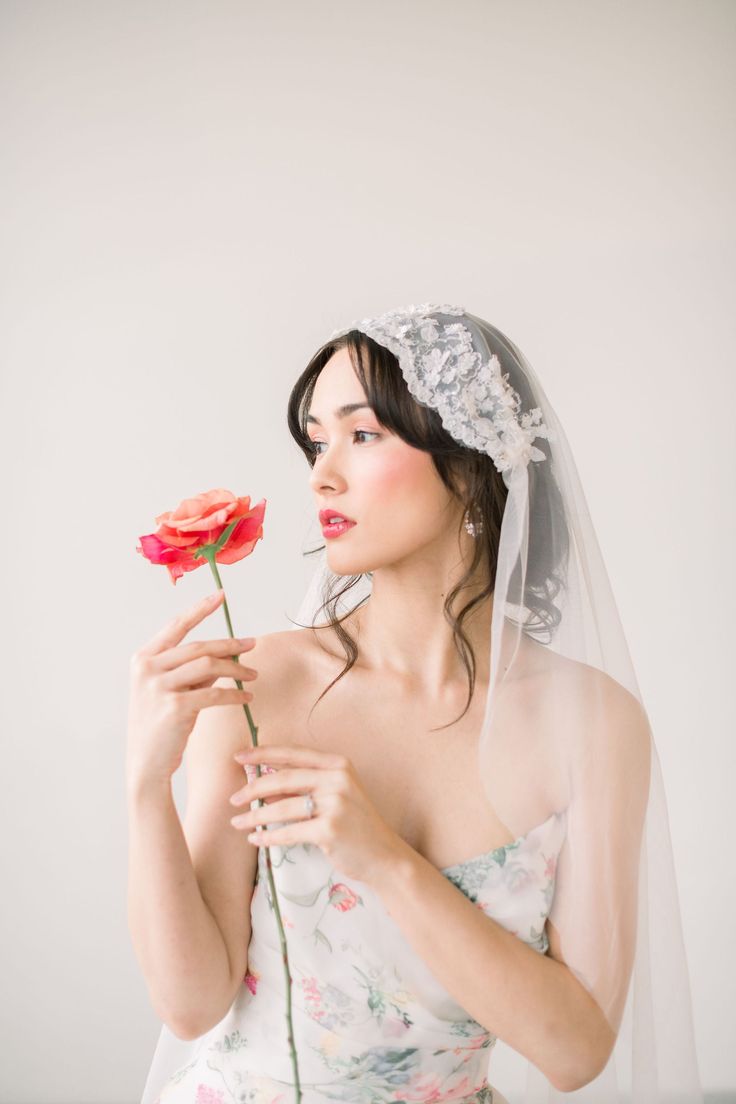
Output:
[204, 552, 303, 1104]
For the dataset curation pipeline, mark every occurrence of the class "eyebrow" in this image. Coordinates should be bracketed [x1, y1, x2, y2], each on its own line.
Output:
[305, 403, 374, 426]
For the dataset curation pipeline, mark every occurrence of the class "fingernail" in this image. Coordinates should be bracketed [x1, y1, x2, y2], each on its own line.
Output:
[208, 590, 223, 602]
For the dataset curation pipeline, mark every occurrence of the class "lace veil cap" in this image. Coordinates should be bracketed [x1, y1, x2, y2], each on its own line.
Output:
[316, 303, 703, 1104]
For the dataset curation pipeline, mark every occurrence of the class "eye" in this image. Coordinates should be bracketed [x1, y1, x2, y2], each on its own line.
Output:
[308, 430, 380, 456]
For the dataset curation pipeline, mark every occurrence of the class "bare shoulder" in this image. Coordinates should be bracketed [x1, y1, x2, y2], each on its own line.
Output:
[571, 661, 651, 764]
[522, 631, 649, 732]
[182, 627, 314, 839]
[516, 634, 651, 807]
[553, 655, 652, 821]
[242, 627, 318, 725]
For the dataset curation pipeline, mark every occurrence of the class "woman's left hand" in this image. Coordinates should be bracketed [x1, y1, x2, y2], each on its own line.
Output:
[229, 743, 404, 885]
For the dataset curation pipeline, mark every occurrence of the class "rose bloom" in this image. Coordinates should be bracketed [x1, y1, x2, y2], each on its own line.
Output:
[137, 487, 266, 583]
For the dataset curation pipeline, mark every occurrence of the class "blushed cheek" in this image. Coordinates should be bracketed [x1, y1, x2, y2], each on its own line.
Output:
[367, 449, 438, 502]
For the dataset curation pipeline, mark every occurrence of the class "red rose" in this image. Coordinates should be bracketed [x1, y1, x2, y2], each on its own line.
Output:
[136, 488, 266, 584]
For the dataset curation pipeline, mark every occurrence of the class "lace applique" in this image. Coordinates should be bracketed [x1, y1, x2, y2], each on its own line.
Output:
[329, 302, 550, 474]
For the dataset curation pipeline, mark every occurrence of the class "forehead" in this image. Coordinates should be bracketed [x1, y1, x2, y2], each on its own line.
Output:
[310, 346, 369, 408]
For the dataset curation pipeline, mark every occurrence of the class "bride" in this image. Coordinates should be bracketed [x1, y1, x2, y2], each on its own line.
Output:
[129, 305, 703, 1104]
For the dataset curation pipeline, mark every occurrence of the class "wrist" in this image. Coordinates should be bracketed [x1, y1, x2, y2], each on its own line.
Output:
[364, 834, 421, 896]
[126, 765, 173, 804]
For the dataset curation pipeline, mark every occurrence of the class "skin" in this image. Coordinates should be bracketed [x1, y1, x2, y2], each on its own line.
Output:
[304, 345, 493, 696]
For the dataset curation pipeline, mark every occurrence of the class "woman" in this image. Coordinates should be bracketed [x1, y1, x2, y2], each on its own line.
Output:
[132, 305, 702, 1103]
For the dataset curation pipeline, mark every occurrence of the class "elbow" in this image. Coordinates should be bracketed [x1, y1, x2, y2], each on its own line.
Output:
[551, 1067, 599, 1095]
[158, 971, 243, 1042]
[550, 1023, 617, 1093]
[165, 988, 238, 1042]
[168, 1021, 200, 1043]
[160, 1009, 203, 1042]
[149, 995, 204, 1042]
[167, 1005, 231, 1041]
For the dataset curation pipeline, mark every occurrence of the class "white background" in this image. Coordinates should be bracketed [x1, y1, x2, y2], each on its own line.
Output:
[0, 1, 733, 1101]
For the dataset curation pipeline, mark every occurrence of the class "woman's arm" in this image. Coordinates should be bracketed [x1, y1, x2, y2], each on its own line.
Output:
[366, 835, 613, 1094]
[365, 677, 650, 1094]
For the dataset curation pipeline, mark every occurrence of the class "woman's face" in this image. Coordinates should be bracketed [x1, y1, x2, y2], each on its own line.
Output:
[307, 347, 464, 576]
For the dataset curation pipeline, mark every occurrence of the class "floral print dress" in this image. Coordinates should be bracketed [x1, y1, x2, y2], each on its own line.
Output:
[150, 801, 566, 1104]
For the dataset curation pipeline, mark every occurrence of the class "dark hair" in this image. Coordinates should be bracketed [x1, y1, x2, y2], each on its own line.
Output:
[286, 326, 567, 732]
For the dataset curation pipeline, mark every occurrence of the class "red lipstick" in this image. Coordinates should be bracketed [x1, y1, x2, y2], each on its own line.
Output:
[319, 508, 357, 539]
[319, 508, 355, 525]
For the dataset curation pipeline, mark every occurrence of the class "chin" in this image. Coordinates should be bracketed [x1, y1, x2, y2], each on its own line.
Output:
[326, 557, 372, 577]
[324, 547, 377, 577]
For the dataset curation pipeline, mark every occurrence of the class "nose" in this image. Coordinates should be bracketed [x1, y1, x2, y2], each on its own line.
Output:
[308, 445, 348, 495]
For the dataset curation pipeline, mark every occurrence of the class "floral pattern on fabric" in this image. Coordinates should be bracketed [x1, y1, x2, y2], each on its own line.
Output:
[152, 811, 565, 1103]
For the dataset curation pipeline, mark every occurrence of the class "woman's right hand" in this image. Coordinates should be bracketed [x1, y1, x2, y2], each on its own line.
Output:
[126, 590, 257, 788]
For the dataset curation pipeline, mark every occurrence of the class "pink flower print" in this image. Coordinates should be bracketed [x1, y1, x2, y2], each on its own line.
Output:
[328, 883, 362, 912]
[449, 1030, 492, 1061]
[195, 1085, 226, 1104]
[301, 976, 327, 1022]
[466, 1030, 492, 1052]
[408, 1072, 483, 1102]
[302, 976, 320, 1000]
[243, 967, 260, 995]
[395, 1072, 444, 1101]
[440, 1073, 478, 1100]
[543, 852, 557, 880]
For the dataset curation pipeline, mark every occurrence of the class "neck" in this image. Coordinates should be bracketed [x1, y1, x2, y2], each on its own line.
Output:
[351, 564, 493, 697]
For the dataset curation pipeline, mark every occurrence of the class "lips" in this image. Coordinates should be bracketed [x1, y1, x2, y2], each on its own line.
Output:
[319, 508, 356, 525]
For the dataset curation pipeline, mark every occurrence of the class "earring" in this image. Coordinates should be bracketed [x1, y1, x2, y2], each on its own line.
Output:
[463, 508, 483, 537]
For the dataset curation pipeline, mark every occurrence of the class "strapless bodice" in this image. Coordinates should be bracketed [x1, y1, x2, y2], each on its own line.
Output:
[150, 807, 566, 1104]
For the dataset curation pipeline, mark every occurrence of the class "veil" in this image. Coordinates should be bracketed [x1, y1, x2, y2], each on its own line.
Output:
[139, 304, 703, 1104]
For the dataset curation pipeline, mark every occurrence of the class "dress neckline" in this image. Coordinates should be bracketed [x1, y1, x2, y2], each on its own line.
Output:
[437, 809, 561, 874]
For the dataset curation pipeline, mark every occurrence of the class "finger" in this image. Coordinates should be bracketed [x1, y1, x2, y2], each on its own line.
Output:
[245, 828, 285, 846]
[231, 767, 324, 805]
[161, 655, 258, 691]
[179, 685, 255, 710]
[230, 763, 279, 805]
[231, 794, 316, 829]
[138, 590, 225, 657]
[232, 771, 301, 806]
[242, 821, 319, 849]
[233, 744, 347, 770]
[153, 635, 256, 674]
[240, 762, 277, 784]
